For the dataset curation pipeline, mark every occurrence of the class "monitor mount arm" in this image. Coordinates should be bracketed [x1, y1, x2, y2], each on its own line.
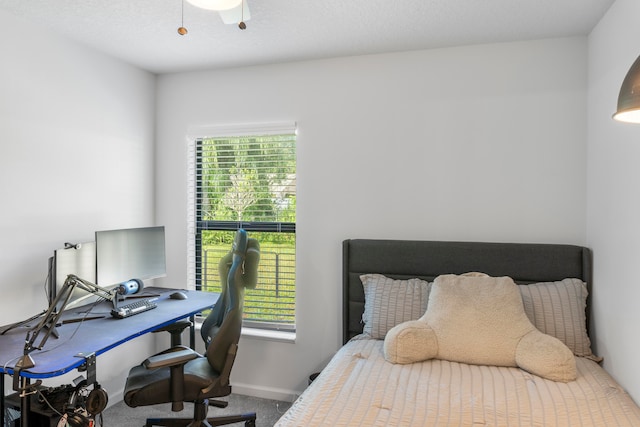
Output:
[15, 274, 116, 371]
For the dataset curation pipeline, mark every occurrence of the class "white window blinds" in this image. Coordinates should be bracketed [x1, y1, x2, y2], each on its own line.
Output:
[187, 124, 296, 330]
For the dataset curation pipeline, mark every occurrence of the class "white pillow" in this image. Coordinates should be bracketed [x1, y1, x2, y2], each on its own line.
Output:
[360, 274, 431, 339]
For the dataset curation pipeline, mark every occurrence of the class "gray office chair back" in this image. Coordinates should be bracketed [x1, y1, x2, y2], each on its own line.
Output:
[201, 230, 260, 375]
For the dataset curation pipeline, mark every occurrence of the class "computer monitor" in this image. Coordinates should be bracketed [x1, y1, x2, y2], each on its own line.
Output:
[95, 226, 166, 286]
[51, 241, 97, 308]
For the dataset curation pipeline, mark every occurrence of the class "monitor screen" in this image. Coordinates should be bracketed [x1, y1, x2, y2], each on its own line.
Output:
[95, 226, 166, 285]
[52, 241, 97, 308]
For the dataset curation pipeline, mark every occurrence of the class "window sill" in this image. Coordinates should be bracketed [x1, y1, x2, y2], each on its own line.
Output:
[241, 327, 296, 343]
[194, 320, 296, 344]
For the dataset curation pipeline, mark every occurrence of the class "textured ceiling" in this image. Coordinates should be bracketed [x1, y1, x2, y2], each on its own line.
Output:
[0, 0, 615, 74]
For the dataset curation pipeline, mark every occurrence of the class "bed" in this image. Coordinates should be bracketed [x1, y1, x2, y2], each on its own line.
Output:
[275, 239, 640, 426]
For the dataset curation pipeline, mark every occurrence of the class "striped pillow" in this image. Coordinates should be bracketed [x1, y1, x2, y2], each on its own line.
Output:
[360, 274, 431, 339]
[519, 279, 597, 360]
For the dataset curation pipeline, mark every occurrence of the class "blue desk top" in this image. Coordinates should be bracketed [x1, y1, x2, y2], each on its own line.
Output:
[0, 288, 218, 379]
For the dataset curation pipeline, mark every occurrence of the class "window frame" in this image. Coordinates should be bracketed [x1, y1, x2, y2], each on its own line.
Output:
[187, 123, 297, 332]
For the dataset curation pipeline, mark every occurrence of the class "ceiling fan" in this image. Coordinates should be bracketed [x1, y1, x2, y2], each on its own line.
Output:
[178, 0, 251, 35]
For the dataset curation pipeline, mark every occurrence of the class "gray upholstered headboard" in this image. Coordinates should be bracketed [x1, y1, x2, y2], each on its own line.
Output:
[342, 239, 592, 344]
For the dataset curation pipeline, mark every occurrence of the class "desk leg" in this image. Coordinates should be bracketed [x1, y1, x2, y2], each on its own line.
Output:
[190, 315, 196, 350]
[1, 373, 5, 427]
[19, 377, 30, 427]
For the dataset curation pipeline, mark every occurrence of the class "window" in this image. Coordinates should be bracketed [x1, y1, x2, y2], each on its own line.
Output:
[188, 126, 296, 332]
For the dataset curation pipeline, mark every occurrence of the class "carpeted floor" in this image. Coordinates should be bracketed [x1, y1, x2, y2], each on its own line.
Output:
[100, 394, 292, 426]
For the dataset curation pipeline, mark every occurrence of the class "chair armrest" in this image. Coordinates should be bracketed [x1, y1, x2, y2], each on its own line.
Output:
[154, 320, 192, 334]
[143, 348, 199, 369]
[153, 320, 192, 347]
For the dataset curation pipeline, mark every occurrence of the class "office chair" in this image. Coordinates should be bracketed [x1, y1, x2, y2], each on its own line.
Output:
[123, 229, 260, 427]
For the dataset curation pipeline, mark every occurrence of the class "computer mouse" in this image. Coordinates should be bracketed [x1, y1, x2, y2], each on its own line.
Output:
[169, 291, 188, 300]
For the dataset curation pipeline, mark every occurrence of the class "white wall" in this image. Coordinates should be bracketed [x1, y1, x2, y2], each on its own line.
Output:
[156, 37, 588, 399]
[587, 0, 640, 404]
[0, 9, 156, 399]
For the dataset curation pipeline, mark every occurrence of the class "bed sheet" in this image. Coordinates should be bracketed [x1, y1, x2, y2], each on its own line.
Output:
[275, 338, 640, 427]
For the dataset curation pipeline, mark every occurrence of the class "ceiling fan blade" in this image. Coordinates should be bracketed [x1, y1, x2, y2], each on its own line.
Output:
[219, 1, 251, 24]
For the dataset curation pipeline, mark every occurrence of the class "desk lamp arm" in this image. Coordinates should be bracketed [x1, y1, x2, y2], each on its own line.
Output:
[71, 274, 117, 303]
[18, 274, 116, 369]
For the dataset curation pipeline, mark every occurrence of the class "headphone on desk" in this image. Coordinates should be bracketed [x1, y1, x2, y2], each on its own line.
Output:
[61, 409, 92, 427]
[58, 382, 108, 427]
[85, 385, 108, 416]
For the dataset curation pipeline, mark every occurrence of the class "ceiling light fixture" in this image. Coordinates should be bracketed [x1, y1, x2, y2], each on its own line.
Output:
[186, 0, 242, 11]
[613, 55, 640, 124]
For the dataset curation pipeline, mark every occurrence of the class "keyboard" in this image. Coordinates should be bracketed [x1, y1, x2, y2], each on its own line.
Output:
[111, 298, 158, 319]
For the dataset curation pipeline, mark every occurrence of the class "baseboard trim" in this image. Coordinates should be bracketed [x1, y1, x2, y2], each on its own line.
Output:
[231, 382, 302, 403]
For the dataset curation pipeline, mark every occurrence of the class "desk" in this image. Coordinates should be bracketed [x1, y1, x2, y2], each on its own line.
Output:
[0, 288, 218, 426]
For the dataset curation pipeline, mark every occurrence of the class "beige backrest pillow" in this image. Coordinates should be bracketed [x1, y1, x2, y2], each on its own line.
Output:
[384, 273, 577, 382]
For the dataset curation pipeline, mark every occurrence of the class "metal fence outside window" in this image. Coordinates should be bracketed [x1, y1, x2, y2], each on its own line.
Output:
[202, 248, 296, 330]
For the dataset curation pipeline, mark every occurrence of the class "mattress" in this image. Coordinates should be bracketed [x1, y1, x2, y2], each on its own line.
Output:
[275, 337, 640, 427]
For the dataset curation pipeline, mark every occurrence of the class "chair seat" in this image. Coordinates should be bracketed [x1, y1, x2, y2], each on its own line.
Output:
[124, 356, 227, 408]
